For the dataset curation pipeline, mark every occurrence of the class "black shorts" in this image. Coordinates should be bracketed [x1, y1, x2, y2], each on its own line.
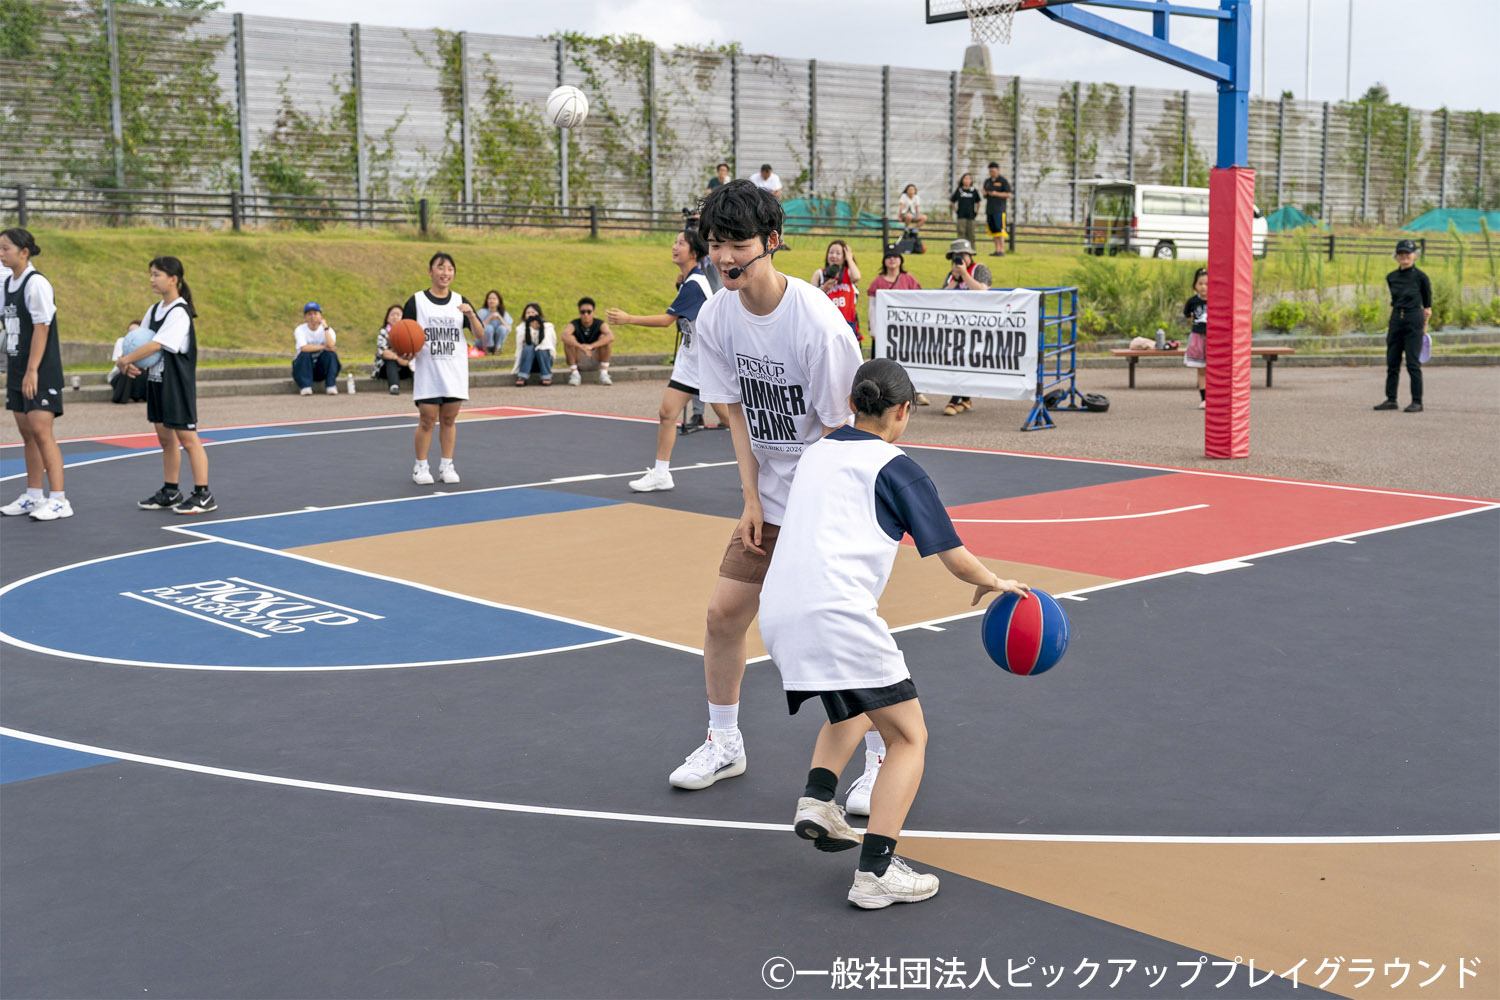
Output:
[787, 679, 919, 725]
[145, 379, 196, 430]
[6, 379, 65, 417]
[666, 379, 699, 395]
[415, 396, 464, 407]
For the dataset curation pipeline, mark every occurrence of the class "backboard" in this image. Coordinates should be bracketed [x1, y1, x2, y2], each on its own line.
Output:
[924, 0, 1083, 25]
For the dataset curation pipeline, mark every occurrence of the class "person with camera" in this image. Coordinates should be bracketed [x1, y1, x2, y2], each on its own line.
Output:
[561, 297, 615, 386]
[812, 240, 862, 344]
[939, 239, 991, 416]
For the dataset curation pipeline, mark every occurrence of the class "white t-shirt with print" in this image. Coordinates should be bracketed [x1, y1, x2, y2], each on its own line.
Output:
[696, 276, 862, 524]
[404, 290, 471, 401]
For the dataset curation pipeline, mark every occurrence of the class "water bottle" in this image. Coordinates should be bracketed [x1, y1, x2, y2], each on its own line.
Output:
[346, 372, 355, 394]
[71, 374, 81, 391]
[1155, 328, 1167, 351]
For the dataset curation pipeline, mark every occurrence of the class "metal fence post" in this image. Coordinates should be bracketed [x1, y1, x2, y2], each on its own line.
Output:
[1071, 81, 1081, 222]
[459, 31, 472, 213]
[17, 185, 27, 227]
[1318, 101, 1329, 220]
[230, 189, 240, 231]
[1126, 85, 1135, 182]
[1401, 107, 1411, 219]
[647, 44, 657, 216]
[730, 52, 739, 177]
[1180, 89, 1190, 186]
[1011, 75, 1020, 236]
[1438, 108, 1448, 209]
[105, 1, 125, 188]
[1361, 102, 1371, 222]
[808, 60, 818, 194]
[557, 38, 569, 208]
[589, 203, 599, 239]
[881, 66, 891, 227]
[420, 198, 429, 235]
[1476, 114, 1485, 209]
[235, 13, 253, 198]
[949, 72, 958, 192]
[1275, 94, 1285, 206]
[351, 23, 367, 218]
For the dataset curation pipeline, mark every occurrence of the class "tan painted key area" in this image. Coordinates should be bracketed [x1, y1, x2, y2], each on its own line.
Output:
[898, 837, 1500, 1000]
[290, 502, 1116, 654]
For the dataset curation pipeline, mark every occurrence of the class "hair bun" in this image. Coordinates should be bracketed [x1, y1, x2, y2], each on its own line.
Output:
[851, 379, 882, 408]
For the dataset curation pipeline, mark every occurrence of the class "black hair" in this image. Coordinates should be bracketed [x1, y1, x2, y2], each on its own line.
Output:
[850, 359, 916, 417]
[881, 246, 906, 275]
[428, 251, 456, 271]
[380, 303, 403, 330]
[0, 228, 41, 258]
[577, 296, 595, 310]
[988, 161, 1000, 169]
[760, 163, 772, 172]
[958, 173, 973, 187]
[1192, 268, 1207, 285]
[698, 179, 784, 247]
[680, 226, 709, 262]
[149, 255, 197, 318]
[519, 302, 546, 345]
[484, 289, 504, 312]
[716, 162, 729, 170]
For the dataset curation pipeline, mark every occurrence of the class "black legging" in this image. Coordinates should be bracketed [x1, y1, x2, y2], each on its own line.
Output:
[379, 359, 413, 387]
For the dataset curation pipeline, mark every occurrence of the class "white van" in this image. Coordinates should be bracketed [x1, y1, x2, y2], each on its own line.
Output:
[1084, 181, 1267, 260]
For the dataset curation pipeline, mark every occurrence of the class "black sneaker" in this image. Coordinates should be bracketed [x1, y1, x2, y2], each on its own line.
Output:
[680, 414, 706, 435]
[1372, 399, 1399, 411]
[1404, 402, 1423, 413]
[172, 489, 217, 515]
[138, 487, 184, 510]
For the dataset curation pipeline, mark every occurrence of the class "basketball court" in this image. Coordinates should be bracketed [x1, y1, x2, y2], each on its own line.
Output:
[2, 405, 1495, 998]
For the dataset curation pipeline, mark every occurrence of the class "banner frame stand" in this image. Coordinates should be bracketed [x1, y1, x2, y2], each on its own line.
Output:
[1020, 286, 1082, 432]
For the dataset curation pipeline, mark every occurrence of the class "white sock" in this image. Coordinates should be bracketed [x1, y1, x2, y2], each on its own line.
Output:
[26, 488, 43, 499]
[439, 458, 453, 470]
[415, 460, 429, 470]
[654, 459, 670, 474]
[865, 730, 886, 757]
[49, 491, 65, 502]
[600, 361, 609, 369]
[708, 701, 739, 732]
[571, 365, 579, 373]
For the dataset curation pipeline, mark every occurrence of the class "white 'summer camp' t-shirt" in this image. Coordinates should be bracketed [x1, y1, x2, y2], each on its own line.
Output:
[403, 290, 470, 400]
[696, 276, 862, 524]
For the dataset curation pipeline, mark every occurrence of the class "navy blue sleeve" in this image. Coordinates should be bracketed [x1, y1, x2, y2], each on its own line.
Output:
[667, 278, 707, 320]
[874, 455, 962, 557]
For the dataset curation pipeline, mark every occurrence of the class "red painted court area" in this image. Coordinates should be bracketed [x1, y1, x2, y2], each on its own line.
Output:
[947, 472, 1492, 580]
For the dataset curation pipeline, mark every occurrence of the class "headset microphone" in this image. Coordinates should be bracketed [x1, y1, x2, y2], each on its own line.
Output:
[725, 244, 779, 280]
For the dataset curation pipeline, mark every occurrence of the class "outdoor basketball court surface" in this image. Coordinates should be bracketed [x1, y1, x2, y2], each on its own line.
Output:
[1, 405, 1496, 999]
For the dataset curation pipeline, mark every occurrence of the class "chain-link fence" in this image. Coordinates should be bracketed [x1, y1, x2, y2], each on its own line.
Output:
[3, 1, 1496, 226]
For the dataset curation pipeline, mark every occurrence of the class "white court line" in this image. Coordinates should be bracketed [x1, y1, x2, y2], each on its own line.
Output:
[953, 504, 1209, 524]
[120, 591, 269, 639]
[3, 727, 1493, 846]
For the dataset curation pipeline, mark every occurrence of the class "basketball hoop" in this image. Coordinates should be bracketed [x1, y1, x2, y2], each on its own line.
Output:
[963, 0, 1022, 44]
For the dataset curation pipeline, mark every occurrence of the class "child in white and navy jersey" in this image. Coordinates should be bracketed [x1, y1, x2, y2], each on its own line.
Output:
[759, 358, 1029, 909]
[1, 228, 71, 521]
[399, 251, 485, 485]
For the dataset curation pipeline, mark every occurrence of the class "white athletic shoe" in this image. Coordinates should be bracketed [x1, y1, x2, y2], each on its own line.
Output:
[299, 387, 313, 396]
[412, 463, 435, 485]
[568, 369, 583, 386]
[598, 369, 613, 385]
[628, 467, 674, 492]
[326, 385, 338, 395]
[438, 464, 460, 484]
[28, 497, 73, 521]
[793, 797, 863, 853]
[848, 857, 940, 909]
[0, 493, 43, 516]
[844, 749, 883, 817]
[669, 728, 746, 789]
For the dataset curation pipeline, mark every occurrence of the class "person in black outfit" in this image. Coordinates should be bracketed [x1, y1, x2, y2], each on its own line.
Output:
[982, 162, 1012, 257]
[949, 174, 981, 247]
[1375, 239, 1430, 413]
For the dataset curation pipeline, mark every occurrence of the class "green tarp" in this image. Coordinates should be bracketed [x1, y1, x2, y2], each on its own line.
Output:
[1266, 205, 1327, 231]
[779, 197, 885, 232]
[1402, 208, 1500, 234]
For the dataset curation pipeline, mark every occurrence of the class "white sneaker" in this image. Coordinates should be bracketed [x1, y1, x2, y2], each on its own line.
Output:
[598, 369, 613, 385]
[326, 385, 338, 395]
[299, 387, 313, 396]
[438, 464, 460, 484]
[568, 369, 582, 386]
[412, 463, 434, 485]
[628, 467, 674, 492]
[669, 728, 746, 789]
[844, 750, 883, 817]
[0, 493, 43, 516]
[793, 797, 862, 853]
[28, 497, 73, 521]
[848, 857, 940, 909]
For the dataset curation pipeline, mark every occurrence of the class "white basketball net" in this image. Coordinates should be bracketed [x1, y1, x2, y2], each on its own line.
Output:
[964, 0, 1023, 44]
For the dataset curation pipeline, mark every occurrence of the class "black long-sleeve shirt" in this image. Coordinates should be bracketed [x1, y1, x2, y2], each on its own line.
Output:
[1386, 265, 1431, 312]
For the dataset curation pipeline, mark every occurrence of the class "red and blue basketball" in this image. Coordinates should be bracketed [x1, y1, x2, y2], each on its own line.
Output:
[980, 589, 1070, 676]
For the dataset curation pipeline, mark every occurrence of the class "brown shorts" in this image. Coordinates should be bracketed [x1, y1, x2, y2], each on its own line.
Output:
[717, 522, 781, 584]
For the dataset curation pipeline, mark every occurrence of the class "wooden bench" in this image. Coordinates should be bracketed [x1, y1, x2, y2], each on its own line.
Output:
[1109, 346, 1296, 388]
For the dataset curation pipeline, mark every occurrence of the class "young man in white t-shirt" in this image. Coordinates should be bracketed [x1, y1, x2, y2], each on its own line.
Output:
[292, 302, 340, 395]
[669, 180, 882, 801]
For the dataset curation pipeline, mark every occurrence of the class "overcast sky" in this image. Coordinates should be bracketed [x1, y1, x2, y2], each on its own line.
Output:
[221, 0, 1497, 112]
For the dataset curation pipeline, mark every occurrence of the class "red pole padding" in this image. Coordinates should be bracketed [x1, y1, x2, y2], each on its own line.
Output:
[1205, 167, 1256, 459]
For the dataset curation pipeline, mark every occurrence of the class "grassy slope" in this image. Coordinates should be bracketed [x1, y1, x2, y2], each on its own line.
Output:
[32, 228, 1078, 359]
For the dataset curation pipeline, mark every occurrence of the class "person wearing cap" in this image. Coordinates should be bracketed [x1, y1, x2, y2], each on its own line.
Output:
[1375, 239, 1430, 413]
[866, 244, 929, 405]
[940, 240, 992, 416]
[292, 302, 341, 396]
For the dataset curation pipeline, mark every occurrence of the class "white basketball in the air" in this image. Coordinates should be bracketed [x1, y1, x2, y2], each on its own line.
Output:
[546, 85, 589, 129]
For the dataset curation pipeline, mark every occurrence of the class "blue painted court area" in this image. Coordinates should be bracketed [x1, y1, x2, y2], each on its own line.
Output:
[0, 541, 616, 668]
[0, 735, 116, 784]
[188, 487, 620, 549]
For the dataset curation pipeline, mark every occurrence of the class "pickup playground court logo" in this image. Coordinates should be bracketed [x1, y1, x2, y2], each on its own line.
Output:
[122, 577, 383, 639]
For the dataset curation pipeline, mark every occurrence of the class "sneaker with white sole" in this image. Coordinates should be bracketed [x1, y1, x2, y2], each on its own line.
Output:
[1, 493, 43, 516]
[438, 464, 460, 484]
[844, 750, 883, 817]
[628, 467, 674, 492]
[389, 384, 401, 395]
[669, 728, 746, 789]
[173, 489, 217, 515]
[848, 857, 940, 909]
[598, 370, 612, 385]
[137, 487, 184, 510]
[412, 463, 435, 485]
[299, 387, 313, 396]
[793, 797, 862, 853]
[568, 369, 583, 386]
[326, 385, 338, 395]
[28, 497, 73, 521]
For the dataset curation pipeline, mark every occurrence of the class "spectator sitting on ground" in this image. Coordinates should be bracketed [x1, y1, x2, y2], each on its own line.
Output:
[372, 303, 414, 395]
[561, 296, 615, 386]
[512, 302, 557, 386]
[707, 162, 730, 194]
[477, 290, 511, 355]
[749, 163, 783, 201]
[109, 320, 149, 404]
[292, 302, 340, 395]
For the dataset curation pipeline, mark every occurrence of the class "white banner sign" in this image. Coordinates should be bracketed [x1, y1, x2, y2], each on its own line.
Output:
[871, 289, 1041, 400]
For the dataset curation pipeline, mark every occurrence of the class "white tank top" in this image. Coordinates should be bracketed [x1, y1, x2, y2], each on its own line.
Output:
[407, 290, 470, 400]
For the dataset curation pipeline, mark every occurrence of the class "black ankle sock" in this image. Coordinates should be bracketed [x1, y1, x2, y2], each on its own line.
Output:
[858, 833, 898, 876]
[1199, 388, 1206, 400]
[192, 484, 209, 494]
[163, 482, 178, 492]
[803, 767, 838, 803]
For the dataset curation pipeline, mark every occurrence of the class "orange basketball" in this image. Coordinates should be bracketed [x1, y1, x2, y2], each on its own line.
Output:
[388, 318, 425, 355]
